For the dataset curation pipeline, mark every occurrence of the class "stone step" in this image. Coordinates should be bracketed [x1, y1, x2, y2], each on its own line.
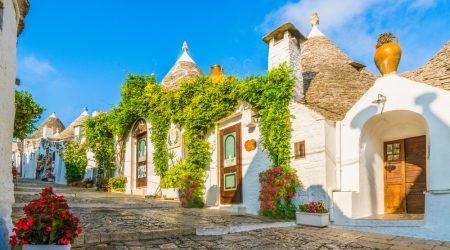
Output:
[73, 228, 195, 248]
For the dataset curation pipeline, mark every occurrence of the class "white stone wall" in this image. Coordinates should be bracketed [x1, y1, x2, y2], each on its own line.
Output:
[267, 31, 303, 100]
[204, 104, 272, 214]
[289, 102, 329, 206]
[0, 0, 20, 247]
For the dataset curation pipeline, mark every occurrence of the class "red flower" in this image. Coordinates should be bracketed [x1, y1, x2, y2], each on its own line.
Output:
[50, 202, 56, 211]
[20, 239, 28, 245]
[26, 217, 33, 227]
[9, 235, 17, 247]
[73, 217, 79, 224]
[45, 226, 52, 232]
[59, 238, 70, 245]
[66, 230, 72, 237]
[62, 211, 67, 218]
[77, 227, 83, 234]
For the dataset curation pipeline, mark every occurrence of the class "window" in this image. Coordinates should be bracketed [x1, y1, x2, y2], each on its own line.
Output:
[294, 141, 306, 159]
[223, 132, 236, 167]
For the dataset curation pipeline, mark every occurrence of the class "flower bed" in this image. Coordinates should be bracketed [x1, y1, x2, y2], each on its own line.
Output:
[258, 166, 300, 219]
[9, 187, 82, 247]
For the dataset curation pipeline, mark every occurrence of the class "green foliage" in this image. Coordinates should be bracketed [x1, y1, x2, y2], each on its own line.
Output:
[83, 63, 296, 209]
[238, 65, 294, 165]
[108, 176, 127, 192]
[14, 90, 45, 139]
[84, 113, 116, 179]
[63, 142, 88, 183]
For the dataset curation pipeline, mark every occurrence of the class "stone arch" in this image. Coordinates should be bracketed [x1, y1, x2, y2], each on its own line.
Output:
[358, 110, 428, 217]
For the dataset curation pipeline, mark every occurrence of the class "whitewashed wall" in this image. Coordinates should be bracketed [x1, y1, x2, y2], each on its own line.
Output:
[334, 75, 450, 227]
[289, 102, 329, 206]
[0, 0, 21, 247]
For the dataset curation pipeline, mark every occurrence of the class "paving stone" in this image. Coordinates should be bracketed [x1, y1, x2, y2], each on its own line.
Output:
[159, 243, 178, 249]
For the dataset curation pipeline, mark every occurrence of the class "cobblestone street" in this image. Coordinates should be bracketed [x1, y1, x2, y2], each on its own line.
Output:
[12, 179, 450, 249]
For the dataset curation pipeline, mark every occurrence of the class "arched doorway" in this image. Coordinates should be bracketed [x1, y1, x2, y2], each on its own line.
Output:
[360, 110, 428, 216]
[133, 119, 148, 188]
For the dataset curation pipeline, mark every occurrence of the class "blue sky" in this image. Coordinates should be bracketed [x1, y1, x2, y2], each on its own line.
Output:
[16, 0, 449, 127]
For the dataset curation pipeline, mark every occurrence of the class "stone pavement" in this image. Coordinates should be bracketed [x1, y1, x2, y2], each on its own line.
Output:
[12, 179, 450, 249]
[76, 227, 450, 250]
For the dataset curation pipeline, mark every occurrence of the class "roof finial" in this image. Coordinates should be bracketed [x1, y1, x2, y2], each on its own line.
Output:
[182, 41, 189, 52]
[310, 12, 319, 27]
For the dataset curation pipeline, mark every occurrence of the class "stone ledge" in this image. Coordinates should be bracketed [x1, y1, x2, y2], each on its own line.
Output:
[75, 228, 195, 247]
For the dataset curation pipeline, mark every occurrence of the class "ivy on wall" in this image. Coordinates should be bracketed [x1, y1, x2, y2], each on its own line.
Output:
[84, 63, 297, 209]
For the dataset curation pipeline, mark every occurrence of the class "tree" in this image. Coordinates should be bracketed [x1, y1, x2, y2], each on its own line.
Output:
[63, 142, 88, 183]
[14, 90, 45, 139]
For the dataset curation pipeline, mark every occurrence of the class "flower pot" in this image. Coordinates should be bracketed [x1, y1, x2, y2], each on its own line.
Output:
[162, 188, 179, 200]
[23, 244, 71, 250]
[296, 212, 329, 227]
[374, 36, 402, 75]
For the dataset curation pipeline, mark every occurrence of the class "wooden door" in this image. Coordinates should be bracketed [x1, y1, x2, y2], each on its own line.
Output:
[384, 136, 426, 214]
[220, 124, 242, 204]
[405, 136, 426, 213]
[384, 140, 406, 213]
[136, 134, 147, 188]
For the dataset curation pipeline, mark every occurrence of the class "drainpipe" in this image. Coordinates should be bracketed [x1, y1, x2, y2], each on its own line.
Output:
[215, 123, 220, 207]
[330, 121, 343, 222]
[337, 121, 342, 190]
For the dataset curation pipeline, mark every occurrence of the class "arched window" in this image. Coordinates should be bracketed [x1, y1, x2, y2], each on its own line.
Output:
[224, 132, 236, 167]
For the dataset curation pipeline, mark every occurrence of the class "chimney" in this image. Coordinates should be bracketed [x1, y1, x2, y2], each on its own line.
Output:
[263, 23, 306, 100]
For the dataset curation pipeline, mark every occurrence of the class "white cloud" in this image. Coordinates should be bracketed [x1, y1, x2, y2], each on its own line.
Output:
[259, 0, 379, 34]
[18, 56, 55, 76]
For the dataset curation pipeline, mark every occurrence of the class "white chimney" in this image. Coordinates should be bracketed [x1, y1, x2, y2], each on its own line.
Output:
[263, 23, 306, 100]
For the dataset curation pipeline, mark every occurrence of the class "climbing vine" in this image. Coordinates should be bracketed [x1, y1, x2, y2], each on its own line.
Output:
[84, 63, 297, 210]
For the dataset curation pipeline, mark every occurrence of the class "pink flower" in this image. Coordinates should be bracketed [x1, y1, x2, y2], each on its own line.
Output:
[187, 189, 193, 194]
[45, 226, 52, 232]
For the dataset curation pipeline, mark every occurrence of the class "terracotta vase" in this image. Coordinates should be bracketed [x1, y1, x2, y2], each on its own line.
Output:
[209, 64, 223, 81]
[374, 36, 402, 75]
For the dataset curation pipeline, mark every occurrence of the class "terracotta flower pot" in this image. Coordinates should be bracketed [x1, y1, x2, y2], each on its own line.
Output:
[374, 36, 402, 75]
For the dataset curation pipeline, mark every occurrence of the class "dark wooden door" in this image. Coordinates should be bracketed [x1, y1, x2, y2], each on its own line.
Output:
[384, 136, 426, 214]
[384, 140, 406, 213]
[405, 135, 426, 213]
[220, 124, 242, 204]
[136, 134, 147, 188]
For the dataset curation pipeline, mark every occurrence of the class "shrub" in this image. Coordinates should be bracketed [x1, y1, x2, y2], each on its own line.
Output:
[9, 187, 82, 247]
[63, 142, 88, 183]
[96, 178, 109, 191]
[108, 176, 127, 192]
[258, 166, 300, 219]
[299, 201, 328, 214]
[178, 175, 204, 208]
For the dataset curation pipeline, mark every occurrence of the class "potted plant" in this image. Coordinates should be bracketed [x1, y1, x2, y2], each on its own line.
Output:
[296, 201, 329, 227]
[9, 186, 83, 249]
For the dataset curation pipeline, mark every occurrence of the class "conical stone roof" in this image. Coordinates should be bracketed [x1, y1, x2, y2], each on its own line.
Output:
[300, 19, 377, 121]
[400, 40, 450, 91]
[161, 42, 203, 89]
[59, 107, 90, 141]
[31, 112, 66, 138]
